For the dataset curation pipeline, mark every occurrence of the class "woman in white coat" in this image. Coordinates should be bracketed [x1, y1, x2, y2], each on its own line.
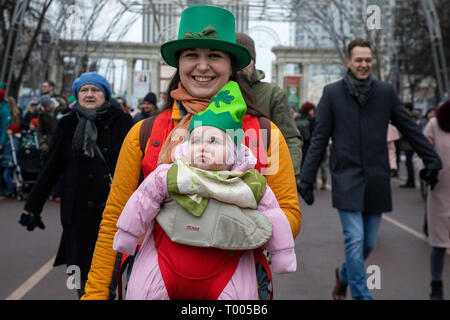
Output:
[423, 100, 450, 300]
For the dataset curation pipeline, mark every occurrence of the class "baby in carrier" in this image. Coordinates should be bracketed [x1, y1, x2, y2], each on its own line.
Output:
[113, 81, 297, 300]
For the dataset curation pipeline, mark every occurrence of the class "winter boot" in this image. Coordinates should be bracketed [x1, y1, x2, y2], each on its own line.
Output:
[430, 280, 443, 300]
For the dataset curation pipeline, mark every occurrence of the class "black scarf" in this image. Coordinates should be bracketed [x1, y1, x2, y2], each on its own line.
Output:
[343, 68, 374, 106]
[72, 102, 110, 158]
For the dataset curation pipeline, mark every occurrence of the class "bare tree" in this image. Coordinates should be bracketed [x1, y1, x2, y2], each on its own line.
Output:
[0, 0, 54, 99]
[292, 0, 395, 81]
[394, 0, 450, 105]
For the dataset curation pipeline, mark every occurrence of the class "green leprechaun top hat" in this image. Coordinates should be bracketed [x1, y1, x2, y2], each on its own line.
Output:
[189, 81, 247, 145]
[160, 5, 251, 70]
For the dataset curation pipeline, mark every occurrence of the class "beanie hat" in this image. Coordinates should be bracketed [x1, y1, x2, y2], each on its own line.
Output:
[40, 95, 53, 107]
[0, 89, 4, 102]
[8, 124, 20, 134]
[436, 100, 450, 132]
[72, 72, 111, 100]
[189, 81, 246, 145]
[236, 32, 256, 62]
[144, 92, 157, 105]
[30, 118, 39, 128]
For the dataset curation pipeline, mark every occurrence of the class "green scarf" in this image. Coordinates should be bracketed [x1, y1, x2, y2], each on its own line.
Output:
[167, 159, 267, 217]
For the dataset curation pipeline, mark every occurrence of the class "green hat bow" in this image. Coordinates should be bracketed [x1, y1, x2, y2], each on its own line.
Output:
[184, 25, 218, 40]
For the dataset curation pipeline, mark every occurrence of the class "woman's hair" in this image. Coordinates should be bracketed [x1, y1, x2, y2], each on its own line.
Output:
[300, 101, 316, 115]
[7, 96, 21, 127]
[435, 100, 450, 132]
[162, 50, 266, 118]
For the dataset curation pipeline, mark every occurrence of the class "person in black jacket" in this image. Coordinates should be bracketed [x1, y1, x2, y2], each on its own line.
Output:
[19, 72, 133, 298]
[299, 39, 442, 300]
[132, 91, 158, 124]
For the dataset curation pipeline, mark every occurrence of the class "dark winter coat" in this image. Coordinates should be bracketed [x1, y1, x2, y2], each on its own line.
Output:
[251, 69, 303, 175]
[300, 79, 442, 213]
[24, 104, 133, 282]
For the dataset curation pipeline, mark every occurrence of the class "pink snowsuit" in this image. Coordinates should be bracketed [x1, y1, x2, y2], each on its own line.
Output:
[113, 143, 297, 300]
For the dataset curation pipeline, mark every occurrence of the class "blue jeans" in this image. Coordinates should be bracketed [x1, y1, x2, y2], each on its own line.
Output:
[337, 210, 382, 300]
[2, 167, 15, 196]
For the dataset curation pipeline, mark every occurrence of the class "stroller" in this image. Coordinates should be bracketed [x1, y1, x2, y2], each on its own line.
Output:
[9, 132, 43, 200]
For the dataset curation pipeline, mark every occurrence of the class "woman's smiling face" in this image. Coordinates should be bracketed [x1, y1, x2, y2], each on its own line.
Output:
[178, 48, 232, 99]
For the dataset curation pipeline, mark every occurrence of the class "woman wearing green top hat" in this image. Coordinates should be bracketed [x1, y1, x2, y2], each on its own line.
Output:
[82, 5, 301, 300]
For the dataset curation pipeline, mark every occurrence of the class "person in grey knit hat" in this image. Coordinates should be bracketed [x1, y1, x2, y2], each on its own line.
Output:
[236, 32, 303, 179]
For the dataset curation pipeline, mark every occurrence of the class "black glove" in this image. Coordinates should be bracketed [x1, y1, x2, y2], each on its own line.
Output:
[19, 213, 45, 231]
[295, 175, 302, 194]
[420, 168, 439, 191]
[299, 181, 315, 205]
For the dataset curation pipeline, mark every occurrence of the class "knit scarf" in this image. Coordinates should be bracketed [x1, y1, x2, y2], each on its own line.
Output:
[157, 82, 211, 165]
[343, 68, 374, 106]
[72, 102, 109, 158]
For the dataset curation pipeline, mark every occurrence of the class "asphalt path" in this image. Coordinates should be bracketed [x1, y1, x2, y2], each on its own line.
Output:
[0, 174, 449, 300]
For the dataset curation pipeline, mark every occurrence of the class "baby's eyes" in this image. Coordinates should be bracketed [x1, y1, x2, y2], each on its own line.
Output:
[190, 138, 221, 145]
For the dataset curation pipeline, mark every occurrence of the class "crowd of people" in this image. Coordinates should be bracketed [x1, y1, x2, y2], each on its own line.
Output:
[0, 4, 448, 301]
[0, 79, 158, 199]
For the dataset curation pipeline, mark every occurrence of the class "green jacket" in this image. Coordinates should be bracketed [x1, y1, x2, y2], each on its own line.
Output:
[251, 69, 303, 175]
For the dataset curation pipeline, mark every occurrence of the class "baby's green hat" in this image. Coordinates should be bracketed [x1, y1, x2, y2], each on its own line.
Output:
[189, 81, 246, 145]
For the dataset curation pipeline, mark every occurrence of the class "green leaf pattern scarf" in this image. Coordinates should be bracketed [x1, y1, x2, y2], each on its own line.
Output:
[167, 158, 267, 217]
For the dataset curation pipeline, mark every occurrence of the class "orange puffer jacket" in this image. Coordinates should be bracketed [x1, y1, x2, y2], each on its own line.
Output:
[82, 106, 302, 300]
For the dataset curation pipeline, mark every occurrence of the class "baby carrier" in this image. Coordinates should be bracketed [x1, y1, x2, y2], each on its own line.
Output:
[114, 110, 274, 300]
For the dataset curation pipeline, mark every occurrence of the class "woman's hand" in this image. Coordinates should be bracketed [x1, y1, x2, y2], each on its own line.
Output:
[18, 211, 45, 231]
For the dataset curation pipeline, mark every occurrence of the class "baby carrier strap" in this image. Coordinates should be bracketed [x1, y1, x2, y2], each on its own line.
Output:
[139, 116, 157, 155]
[141, 109, 174, 178]
[242, 115, 271, 173]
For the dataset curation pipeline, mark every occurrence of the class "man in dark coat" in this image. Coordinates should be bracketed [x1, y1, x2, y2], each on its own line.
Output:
[299, 39, 442, 300]
[19, 72, 133, 298]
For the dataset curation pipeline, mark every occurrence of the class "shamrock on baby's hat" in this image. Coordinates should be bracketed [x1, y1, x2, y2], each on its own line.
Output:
[189, 81, 247, 145]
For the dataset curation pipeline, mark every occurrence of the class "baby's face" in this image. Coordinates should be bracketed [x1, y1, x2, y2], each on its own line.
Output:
[188, 126, 232, 171]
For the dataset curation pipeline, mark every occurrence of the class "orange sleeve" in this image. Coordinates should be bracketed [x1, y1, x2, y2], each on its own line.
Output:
[265, 122, 302, 238]
[82, 121, 144, 299]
